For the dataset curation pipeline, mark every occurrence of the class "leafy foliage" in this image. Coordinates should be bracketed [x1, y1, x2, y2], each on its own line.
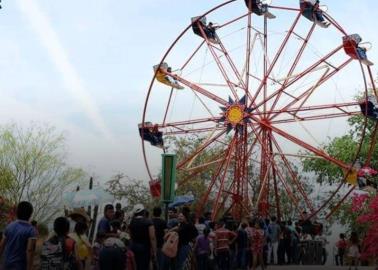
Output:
[0, 123, 87, 224]
[357, 194, 378, 259]
[106, 173, 158, 212]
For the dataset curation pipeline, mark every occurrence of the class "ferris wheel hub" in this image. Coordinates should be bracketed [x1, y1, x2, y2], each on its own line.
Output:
[226, 105, 245, 126]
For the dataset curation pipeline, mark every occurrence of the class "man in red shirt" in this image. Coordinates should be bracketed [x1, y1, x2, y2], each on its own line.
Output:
[214, 220, 237, 270]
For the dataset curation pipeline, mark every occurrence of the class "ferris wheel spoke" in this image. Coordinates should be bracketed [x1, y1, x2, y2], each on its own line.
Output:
[180, 40, 206, 71]
[159, 117, 221, 129]
[270, 134, 315, 212]
[253, 44, 344, 111]
[250, 12, 302, 107]
[269, 58, 354, 120]
[195, 134, 237, 219]
[165, 127, 225, 136]
[265, 102, 360, 124]
[270, 111, 361, 125]
[325, 185, 356, 220]
[177, 149, 227, 187]
[219, 12, 249, 29]
[176, 129, 227, 169]
[245, 12, 252, 98]
[196, 22, 240, 101]
[270, 23, 317, 113]
[270, 155, 305, 219]
[212, 136, 238, 220]
[258, 119, 350, 170]
[162, 70, 228, 106]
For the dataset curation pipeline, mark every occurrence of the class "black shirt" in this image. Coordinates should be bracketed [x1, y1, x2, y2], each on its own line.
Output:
[129, 217, 153, 247]
[178, 223, 198, 247]
[152, 217, 167, 249]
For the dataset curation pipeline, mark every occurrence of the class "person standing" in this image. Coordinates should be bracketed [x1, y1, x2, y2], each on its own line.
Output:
[151, 206, 167, 269]
[194, 228, 211, 270]
[235, 222, 249, 269]
[250, 220, 266, 270]
[315, 231, 328, 265]
[267, 216, 280, 265]
[0, 201, 36, 270]
[40, 217, 82, 270]
[97, 204, 115, 236]
[167, 208, 179, 229]
[32, 224, 49, 270]
[347, 232, 360, 270]
[214, 220, 237, 270]
[335, 233, 347, 266]
[129, 204, 157, 270]
[176, 212, 198, 270]
[69, 221, 91, 269]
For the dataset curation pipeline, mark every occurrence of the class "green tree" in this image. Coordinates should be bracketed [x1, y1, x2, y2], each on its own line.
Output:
[0, 123, 86, 224]
[106, 173, 157, 212]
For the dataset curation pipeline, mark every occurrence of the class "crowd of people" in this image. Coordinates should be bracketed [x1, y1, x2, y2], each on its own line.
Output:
[0, 201, 367, 270]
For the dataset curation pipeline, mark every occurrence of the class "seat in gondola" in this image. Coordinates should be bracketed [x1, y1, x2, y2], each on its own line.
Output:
[359, 95, 378, 120]
[244, 0, 276, 19]
[299, 0, 330, 28]
[191, 16, 219, 44]
[138, 122, 164, 148]
[343, 34, 374, 66]
[153, 62, 184, 89]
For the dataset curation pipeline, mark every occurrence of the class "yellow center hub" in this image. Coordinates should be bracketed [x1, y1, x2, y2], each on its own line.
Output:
[226, 105, 244, 125]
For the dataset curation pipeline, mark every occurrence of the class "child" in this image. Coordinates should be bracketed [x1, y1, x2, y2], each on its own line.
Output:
[347, 232, 360, 270]
[335, 233, 347, 266]
[251, 220, 266, 270]
[194, 228, 211, 270]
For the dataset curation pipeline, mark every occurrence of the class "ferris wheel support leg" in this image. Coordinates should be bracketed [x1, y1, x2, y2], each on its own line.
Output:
[212, 137, 237, 220]
[270, 134, 315, 213]
[269, 133, 282, 221]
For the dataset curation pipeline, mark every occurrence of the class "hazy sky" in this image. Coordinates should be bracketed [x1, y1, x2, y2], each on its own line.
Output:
[0, 0, 377, 184]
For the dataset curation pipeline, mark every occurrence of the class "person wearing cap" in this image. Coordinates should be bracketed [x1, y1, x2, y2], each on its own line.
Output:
[128, 204, 157, 270]
[97, 204, 115, 237]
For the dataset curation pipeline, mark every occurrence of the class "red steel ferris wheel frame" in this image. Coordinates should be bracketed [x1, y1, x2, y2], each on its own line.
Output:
[141, 0, 377, 221]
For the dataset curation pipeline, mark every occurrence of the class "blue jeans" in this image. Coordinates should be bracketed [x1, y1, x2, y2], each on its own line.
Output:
[176, 244, 191, 270]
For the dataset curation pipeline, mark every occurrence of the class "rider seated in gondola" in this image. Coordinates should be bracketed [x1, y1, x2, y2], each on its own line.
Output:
[153, 63, 184, 89]
[138, 122, 164, 148]
[359, 95, 378, 120]
[300, 0, 330, 27]
[244, 0, 276, 18]
[191, 16, 219, 44]
[343, 34, 374, 66]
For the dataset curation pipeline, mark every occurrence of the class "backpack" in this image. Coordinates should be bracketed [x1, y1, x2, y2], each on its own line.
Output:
[76, 236, 89, 260]
[40, 236, 77, 270]
[162, 231, 179, 258]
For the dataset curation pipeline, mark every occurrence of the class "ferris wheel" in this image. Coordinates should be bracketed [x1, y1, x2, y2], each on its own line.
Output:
[140, 0, 378, 221]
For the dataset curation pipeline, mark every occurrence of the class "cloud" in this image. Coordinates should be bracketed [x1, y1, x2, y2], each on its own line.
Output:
[17, 0, 114, 141]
